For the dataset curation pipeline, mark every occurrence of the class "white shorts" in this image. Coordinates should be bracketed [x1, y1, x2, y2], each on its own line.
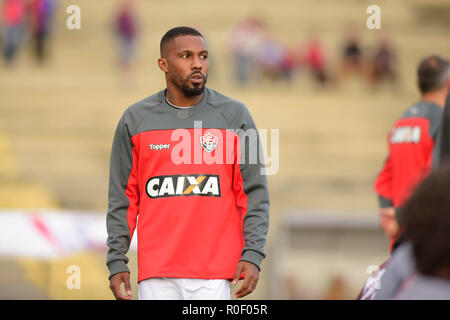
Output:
[138, 277, 231, 300]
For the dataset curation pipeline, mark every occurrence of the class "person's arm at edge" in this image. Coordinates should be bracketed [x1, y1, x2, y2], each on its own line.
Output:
[232, 108, 270, 298]
[106, 114, 139, 300]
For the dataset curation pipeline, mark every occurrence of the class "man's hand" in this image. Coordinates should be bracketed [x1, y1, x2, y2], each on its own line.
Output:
[109, 272, 132, 300]
[232, 261, 259, 299]
[379, 207, 399, 238]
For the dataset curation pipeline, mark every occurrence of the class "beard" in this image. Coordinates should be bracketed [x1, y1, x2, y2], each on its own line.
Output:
[170, 71, 208, 97]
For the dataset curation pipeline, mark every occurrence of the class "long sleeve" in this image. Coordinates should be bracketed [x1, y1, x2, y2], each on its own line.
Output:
[374, 156, 394, 208]
[234, 109, 270, 270]
[106, 115, 140, 279]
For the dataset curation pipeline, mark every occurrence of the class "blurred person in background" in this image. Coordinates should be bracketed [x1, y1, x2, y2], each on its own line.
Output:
[336, 31, 366, 83]
[374, 55, 449, 253]
[361, 92, 450, 300]
[305, 36, 329, 86]
[228, 17, 266, 86]
[1, 0, 26, 65]
[257, 34, 294, 84]
[27, 0, 55, 64]
[113, 0, 138, 79]
[368, 35, 397, 89]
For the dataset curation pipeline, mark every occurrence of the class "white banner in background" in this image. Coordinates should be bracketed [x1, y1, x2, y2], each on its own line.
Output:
[0, 210, 137, 259]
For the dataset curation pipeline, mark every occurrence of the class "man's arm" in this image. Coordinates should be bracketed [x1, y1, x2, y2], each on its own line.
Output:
[106, 115, 139, 299]
[379, 207, 399, 238]
[374, 155, 399, 236]
[374, 156, 394, 209]
[232, 108, 270, 298]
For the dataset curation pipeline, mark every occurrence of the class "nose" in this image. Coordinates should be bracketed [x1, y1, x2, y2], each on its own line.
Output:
[192, 55, 202, 70]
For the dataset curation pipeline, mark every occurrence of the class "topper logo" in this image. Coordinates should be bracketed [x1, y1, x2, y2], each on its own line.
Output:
[145, 174, 221, 199]
[149, 144, 170, 150]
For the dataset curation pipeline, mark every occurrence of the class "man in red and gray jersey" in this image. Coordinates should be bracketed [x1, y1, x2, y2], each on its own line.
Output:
[374, 55, 450, 252]
[106, 27, 270, 300]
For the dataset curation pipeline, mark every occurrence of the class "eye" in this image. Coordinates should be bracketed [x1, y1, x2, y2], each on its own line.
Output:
[181, 53, 190, 59]
[200, 54, 208, 60]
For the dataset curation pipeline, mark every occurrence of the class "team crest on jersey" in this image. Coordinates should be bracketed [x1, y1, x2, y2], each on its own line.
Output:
[200, 131, 219, 152]
[146, 174, 221, 199]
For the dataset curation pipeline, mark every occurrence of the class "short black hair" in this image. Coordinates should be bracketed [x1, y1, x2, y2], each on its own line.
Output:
[402, 164, 450, 278]
[417, 55, 450, 94]
[160, 26, 204, 57]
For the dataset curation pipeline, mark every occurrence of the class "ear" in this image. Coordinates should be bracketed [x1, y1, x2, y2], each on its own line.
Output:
[158, 58, 169, 73]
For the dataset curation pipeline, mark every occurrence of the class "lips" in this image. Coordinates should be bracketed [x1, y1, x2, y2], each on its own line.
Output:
[190, 73, 204, 84]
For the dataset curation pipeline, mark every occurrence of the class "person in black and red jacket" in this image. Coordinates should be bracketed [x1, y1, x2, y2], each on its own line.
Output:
[358, 62, 449, 300]
[374, 55, 450, 253]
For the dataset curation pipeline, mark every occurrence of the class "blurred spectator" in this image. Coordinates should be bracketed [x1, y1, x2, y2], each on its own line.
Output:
[114, 0, 138, 73]
[374, 55, 449, 252]
[27, 0, 55, 64]
[280, 47, 296, 83]
[343, 35, 362, 69]
[257, 35, 294, 84]
[337, 32, 367, 83]
[1, 0, 26, 65]
[367, 95, 450, 301]
[368, 35, 397, 88]
[305, 36, 329, 86]
[229, 17, 266, 86]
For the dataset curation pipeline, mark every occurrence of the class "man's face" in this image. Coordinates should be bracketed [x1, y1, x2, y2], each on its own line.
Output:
[160, 35, 209, 97]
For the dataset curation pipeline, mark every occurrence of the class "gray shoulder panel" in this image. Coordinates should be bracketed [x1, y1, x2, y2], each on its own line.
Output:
[402, 101, 443, 139]
[123, 91, 165, 136]
[206, 88, 249, 130]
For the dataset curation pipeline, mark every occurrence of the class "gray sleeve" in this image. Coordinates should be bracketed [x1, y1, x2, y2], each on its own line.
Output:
[106, 115, 136, 279]
[237, 109, 270, 270]
[378, 195, 393, 208]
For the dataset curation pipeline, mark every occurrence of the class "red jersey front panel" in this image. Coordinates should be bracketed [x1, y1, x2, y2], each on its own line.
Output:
[128, 128, 247, 282]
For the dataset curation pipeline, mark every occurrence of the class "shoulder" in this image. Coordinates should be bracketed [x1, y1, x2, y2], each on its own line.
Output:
[205, 88, 251, 128]
[206, 88, 249, 112]
[123, 90, 164, 119]
[121, 90, 165, 133]
[399, 102, 443, 137]
[402, 101, 443, 120]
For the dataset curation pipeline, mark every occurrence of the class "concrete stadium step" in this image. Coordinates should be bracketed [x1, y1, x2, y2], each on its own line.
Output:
[0, 259, 48, 299]
[0, 130, 59, 208]
[0, 132, 19, 180]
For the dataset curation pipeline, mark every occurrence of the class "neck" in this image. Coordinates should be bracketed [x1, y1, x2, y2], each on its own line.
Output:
[422, 89, 448, 108]
[165, 87, 203, 108]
